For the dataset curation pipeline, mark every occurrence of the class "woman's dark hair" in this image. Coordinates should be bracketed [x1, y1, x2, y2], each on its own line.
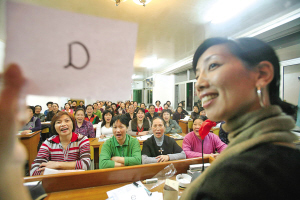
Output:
[163, 103, 169, 107]
[51, 111, 75, 135]
[27, 106, 35, 113]
[155, 100, 161, 105]
[199, 106, 205, 112]
[64, 103, 71, 109]
[101, 110, 114, 128]
[46, 101, 53, 106]
[193, 105, 200, 113]
[35, 105, 42, 110]
[148, 104, 155, 109]
[112, 115, 129, 127]
[162, 109, 172, 116]
[53, 103, 59, 108]
[152, 116, 166, 127]
[193, 115, 208, 123]
[136, 107, 145, 114]
[176, 106, 183, 112]
[192, 37, 295, 116]
[86, 104, 93, 109]
[74, 108, 85, 115]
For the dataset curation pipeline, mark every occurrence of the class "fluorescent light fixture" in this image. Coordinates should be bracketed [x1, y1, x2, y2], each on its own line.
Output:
[140, 56, 165, 68]
[205, 0, 258, 24]
[132, 0, 152, 6]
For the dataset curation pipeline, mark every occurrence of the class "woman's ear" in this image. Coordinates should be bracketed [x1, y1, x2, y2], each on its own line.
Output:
[255, 61, 274, 88]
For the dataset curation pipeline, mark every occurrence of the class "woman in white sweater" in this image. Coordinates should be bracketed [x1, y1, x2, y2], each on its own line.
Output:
[96, 110, 113, 138]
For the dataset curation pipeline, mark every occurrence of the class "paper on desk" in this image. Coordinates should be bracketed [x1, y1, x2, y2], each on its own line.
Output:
[5, 2, 138, 101]
[43, 168, 84, 175]
[107, 181, 162, 200]
[136, 134, 152, 141]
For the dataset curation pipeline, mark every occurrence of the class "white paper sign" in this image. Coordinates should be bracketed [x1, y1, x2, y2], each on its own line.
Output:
[5, 2, 138, 101]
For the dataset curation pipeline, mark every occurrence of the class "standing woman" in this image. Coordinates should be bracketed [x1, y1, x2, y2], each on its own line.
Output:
[74, 108, 95, 138]
[99, 115, 141, 169]
[30, 111, 90, 176]
[127, 108, 152, 136]
[182, 116, 227, 158]
[62, 103, 74, 115]
[181, 38, 300, 199]
[96, 110, 113, 138]
[162, 109, 182, 133]
[85, 104, 100, 124]
[142, 117, 186, 164]
[155, 100, 163, 113]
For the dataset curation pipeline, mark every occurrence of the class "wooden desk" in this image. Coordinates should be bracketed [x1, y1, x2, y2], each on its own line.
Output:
[24, 157, 213, 199]
[18, 130, 41, 171]
[179, 120, 189, 134]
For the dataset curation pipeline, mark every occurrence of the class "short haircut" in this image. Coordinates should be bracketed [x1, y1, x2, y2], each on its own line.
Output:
[53, 103, 59, 107]
[152, 116, 166, 127]
[27, 106, 35, 113]
[199, 107, 205, 112]
[80, 101, 84, 103]
[51, 111, 75, 135]
[72, 100, 77, 103]
[74, 108, 85, 115]
[140, 103, 145, 106]
[162, 109, 172, 116]
[148, 104, 155, 109]
[155, 100, 161, 105]
[86, 104, 93, 109]
[193, 115, 208, 123]
[35, 105, 42, 110]
[46, 101, 53, 106]
[112, 114, 129, 127]
[163, 103, 168, 107]
[136, 108, 145, 114]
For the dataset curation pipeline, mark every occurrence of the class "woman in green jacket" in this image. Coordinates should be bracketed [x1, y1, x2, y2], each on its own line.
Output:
[99, 115, 141, 169]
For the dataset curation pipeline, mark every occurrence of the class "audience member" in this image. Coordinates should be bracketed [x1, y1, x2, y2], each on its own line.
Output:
[71, 100, 77, 111]
[62, 103, 74, 115]
[125, 105, 136, 121]
[172, 106, 186, 123]
[77, 101, 85, 110]
[140, 103, 148, 113]
[44, 101, 53, 117]
[96, 110, 113, 138]
[46, 103, 60, 121]
[34, 105, 45, 122]
[99, 115, 141, 169]
[20, 106, 42, 134]
[162, 109, 182, 133]
[85, 104, 100, 124]
[141, 117, 186, 164]
[199, 107, 206, 116]
[166, 101, 174, 112]
[145, 105, 159, 122]
[191, 105, 200, 120]
[118, 102, 126, 114]
[74, 108, 95, 138]
[30, 111, 90, 176]
[182, 116, 227, 159]
[127, 108, 152, 136]
[155, 100, 163, 113]
[93, 103, 102, 120]
[178, 102, 189, 115]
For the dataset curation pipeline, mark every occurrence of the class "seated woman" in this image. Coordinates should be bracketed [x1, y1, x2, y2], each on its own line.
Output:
[62, 103, 74, 115]
[140, 103, 148, 113]
[172, 106, 186, 123]
[145, 105, 159, 122]
[30, 111, 91, 176]
[85, 104, 100, 124]
[96, 110, 113, 138]
[125, 105, 136, 121]
[141, 117, 186, 164]
[191, 105, 200, 120]
[46, 103, 60, 121]
[127, 108, 153, 136]
[20, 106, 42, 134]
[182, 116, 227, 159]
[93, 103, 102, 120]
[99, 115, 141, 169]
[162, 109, 182, 134]
[178, 102, 189, 115]
[118, 102, 126, 114]
[34, 105, 45, 122]
[74, 108, 95, 138]
[199, 107, 206, 116]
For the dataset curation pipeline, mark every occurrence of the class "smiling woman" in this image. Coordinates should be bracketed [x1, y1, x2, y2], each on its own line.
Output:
[30, 111, 91, 176]
[181, 37, 300, 200]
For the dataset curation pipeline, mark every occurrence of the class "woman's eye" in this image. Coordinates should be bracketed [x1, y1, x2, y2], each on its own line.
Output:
[208, 63, 220, 70]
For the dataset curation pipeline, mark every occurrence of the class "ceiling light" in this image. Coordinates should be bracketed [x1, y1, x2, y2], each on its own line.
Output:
[111, 0, 127, 6]
[205, 0, 258, 24]
[132, 0, 152, 7]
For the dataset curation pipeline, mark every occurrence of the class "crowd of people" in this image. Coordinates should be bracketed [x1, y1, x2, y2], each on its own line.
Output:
[26, 98, 228, 175]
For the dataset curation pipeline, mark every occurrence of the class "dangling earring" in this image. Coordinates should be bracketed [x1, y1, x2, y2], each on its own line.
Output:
[257, 86, 265, 108]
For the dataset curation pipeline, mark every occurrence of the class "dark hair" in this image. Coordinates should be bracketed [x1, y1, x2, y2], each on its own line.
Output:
[27, 106, 35, 113]
[35, 105, 42, 110]
[140, 103, 145, 106]
[192, 37, 295, 115]
[148, 104, 155, 109]
[166, 101, 171, 104]
[93, 102, 98, 106]
[101, 110, 114, 127]
[163, 103, 169, 107]
[86, 104, 93, 109]
[136, 108, 145, 114]
[51, 111, 75, 135]
[199, 106, 205, 112]
[152, 116, 166, 127]
[193, 115, 208, 123]
[155, 100, 161, 105]
[162, 109, 172, 116]
[177, 106, 183, 111]
[53, 103, 59, 107]
[74, 108, 85, 115]
[46, 101, 53, 106]
[64, 103, 71, 109]
[80, 101, 84, 103]
[112, 115, 129, 127]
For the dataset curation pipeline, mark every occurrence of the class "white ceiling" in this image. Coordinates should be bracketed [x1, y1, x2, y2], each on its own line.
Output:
[9, 0, 300, 80]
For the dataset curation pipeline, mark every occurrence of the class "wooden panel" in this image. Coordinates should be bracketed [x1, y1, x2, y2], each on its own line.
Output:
[24, 157, 209, 193]
[178, 120, 188, 134]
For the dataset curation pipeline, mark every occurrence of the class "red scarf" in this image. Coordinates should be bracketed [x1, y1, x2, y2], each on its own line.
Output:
[199, 119, 217, 140]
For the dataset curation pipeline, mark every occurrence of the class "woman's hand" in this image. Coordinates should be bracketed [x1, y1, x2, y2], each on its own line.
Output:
[138, 131, 148, 136]
[156, 155, 169, 162]
[111, 156, 124, 164]
[100, 134, 106, 139]
[38, 161, 60, 172]
[20, 130, 32, 135]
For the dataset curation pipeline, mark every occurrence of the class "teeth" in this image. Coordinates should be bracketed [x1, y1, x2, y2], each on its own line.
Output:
[202, 94, 218, 105]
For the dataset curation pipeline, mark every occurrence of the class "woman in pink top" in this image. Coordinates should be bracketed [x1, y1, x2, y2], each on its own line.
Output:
[183, 116, 227, 158]
[62, 103, 74, 115]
